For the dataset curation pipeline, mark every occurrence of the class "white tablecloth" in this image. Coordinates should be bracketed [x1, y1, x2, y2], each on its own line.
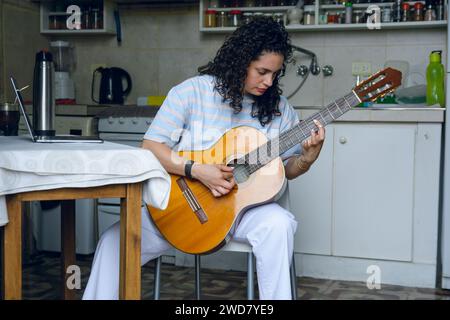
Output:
[0, 136, 171, 226]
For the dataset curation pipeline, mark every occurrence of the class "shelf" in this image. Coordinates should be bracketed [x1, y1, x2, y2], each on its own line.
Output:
[201, 20, 446, 32]
[320, 1, 427, 9]
[200, 0, 447, 32]
[40, 29, 117, 35]
[40, 0, 117, 35]
[204, 5, 316, 12]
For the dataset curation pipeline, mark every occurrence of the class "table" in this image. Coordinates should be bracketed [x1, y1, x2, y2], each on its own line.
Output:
[2, 183, 142, 300]
[0, 136, 171, 300]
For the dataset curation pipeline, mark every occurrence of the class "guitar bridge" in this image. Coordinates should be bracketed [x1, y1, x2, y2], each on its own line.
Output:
[176, 177, 208, 224]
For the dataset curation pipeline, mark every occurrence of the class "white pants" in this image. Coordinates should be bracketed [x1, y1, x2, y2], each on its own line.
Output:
[82, 202, 298, 300]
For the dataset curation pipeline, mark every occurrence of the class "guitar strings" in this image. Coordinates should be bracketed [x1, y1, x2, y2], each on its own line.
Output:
[243, 92, 359, 175]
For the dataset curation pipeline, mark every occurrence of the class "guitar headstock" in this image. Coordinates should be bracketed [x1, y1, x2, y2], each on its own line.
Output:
[354, 67, 402, 103]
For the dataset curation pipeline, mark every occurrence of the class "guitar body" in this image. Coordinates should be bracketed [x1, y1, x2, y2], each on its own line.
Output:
[147, 126, 286, 255]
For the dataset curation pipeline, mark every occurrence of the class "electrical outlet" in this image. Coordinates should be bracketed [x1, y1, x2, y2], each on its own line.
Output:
[90, 63, 106, 75]
[352, 62, 372, 76]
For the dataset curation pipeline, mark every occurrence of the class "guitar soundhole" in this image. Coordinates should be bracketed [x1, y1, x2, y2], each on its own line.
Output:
[227, 160, 249, 184]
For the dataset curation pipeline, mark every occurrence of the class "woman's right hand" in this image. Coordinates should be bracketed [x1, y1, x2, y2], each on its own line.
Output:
[191, 163, 235, 197]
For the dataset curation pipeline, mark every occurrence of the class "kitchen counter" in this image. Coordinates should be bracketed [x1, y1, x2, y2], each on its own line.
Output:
[295, 104, 445, 123]
[24, 104, 113, 116]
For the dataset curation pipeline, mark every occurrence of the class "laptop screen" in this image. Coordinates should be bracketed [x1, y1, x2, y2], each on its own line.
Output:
[10, 77, 36, 142]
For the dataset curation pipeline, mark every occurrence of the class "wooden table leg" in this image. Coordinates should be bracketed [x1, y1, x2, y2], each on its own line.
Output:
[61, 200, 76, 300]
[3, 195, 22, 299]
[119, 183, 142, 300]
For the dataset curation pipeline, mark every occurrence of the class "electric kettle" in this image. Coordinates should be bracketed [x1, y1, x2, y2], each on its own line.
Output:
[91, 67, 132, 104]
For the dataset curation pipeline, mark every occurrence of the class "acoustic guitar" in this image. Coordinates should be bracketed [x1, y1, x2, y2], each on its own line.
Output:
[147, 67, 402, 255]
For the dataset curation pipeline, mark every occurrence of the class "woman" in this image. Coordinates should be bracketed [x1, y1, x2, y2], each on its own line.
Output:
[83, 17, 325, 300]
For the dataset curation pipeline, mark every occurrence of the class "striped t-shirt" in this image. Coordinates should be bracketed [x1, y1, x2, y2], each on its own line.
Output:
[144, 75, 301, 161]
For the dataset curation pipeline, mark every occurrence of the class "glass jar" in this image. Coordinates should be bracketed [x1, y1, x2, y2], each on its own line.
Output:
[274, 12, 285, 25]
[209, 0, 219, 8]
[353, 10, 363, 23]
[319, 12, 328, 24]
[204, 10, 217, 27]
[229, 10, 243, 27]
[327, 12, 339, 24]
[381, 7, 392, 23]
[304, 11, 315, 25]
[413, 2, 424, 21]
[91, 8, 103, 29]
[242, 12, 254, 24]
[401, 3, 410, 22]
[81, 9, 91, 29]
[48, 14, 60, 29]
[424, 3, 436, 21]
[217, 11, 228, 27]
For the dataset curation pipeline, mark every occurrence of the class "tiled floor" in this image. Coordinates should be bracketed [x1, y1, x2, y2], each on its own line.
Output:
[16, 252, 450, 300]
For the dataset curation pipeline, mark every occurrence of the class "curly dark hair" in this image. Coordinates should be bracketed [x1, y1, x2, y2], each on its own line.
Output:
[198, 17, 292, 126]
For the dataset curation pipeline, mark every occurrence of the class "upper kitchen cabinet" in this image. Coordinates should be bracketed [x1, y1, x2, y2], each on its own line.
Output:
[200, 0, 447, 32]
[40, 0, 117, 35]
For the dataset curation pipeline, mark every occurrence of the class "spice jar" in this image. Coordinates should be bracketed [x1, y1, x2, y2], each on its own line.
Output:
[382, 6, 392, 23]
[204, 9, 217, 27]
[401, 2, 410, 22]
[274, 12, 285, 25]
[229, 10, 243, 27]
[217, 11, 228, 27]
[304, 11, 315, 25]
[91, 8, 103, 29]
[424, 2, 436, 21]
[327, 12, 339, 24]
[413, 2, 424, 21]
[209, 0, 219, 7]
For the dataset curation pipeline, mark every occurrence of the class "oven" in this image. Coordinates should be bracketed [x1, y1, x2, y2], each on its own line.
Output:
[97, 107, 159, 237]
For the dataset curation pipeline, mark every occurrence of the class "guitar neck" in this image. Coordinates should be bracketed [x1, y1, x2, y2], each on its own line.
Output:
[243, 91, 361, 173]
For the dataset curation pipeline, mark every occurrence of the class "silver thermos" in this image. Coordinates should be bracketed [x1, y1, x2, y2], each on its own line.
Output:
[33, 50, 55, 136]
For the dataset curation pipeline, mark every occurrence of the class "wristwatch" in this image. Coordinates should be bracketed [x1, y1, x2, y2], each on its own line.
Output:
[184, 160, 195, 179]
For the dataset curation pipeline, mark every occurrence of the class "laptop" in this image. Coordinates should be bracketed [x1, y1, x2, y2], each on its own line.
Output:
[11, 77, 103, 143]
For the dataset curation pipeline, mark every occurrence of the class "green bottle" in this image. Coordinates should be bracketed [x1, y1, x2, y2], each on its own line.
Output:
[426, 50, 445, 107]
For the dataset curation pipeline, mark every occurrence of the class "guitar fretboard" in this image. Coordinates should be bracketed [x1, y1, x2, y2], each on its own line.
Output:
[241, 91, 360, 174]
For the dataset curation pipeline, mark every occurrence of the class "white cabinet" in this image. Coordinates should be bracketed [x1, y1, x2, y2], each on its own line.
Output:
[333, 124, 415, 261]
[40, 0, 117, 35]
[288, 119, 442, 287]
[199, 0, 447, 32]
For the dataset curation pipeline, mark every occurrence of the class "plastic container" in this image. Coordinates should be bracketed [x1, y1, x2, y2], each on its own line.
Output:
[426, 50, 445, 107]
[345, 2, 353, 24]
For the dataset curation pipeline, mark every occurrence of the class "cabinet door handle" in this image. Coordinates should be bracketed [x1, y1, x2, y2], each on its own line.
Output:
[339, 137, 347, 144]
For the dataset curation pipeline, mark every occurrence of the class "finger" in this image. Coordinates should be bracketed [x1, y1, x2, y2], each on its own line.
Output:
[221, 180, 235, 190]
[220, 164, 234, 172]
[216, 186, 230, 195]
[302, 139, 310, 149]
[211, 189, 221, 197]
[223, 171, 234, 180]
[313, 119, 325, 140]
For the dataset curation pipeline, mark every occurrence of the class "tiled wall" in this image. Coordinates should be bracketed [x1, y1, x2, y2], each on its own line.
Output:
[53, 6, 446, 107]
[0, 0, 49, 102]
